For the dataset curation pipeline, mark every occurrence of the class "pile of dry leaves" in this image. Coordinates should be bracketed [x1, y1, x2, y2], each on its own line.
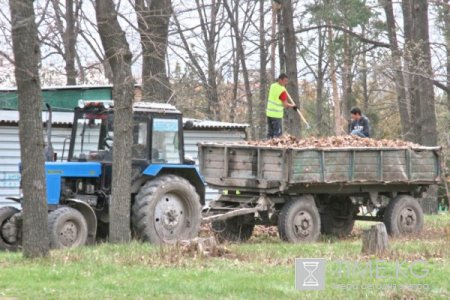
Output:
[246, 135, 421, 149]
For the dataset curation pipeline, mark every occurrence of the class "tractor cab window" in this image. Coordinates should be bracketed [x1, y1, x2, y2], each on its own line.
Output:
[72, 114, 104, 159]
[132, 120, 148, 159]
[151, 118, 181, 164]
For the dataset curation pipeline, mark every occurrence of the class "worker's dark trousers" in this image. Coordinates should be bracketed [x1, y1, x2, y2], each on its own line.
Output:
[267, 117, 282, 139]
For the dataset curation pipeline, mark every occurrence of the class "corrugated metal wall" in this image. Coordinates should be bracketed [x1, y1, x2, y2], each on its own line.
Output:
[0, 126, 245, 207]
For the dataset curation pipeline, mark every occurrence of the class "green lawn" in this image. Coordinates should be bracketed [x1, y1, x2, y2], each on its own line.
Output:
[0, 214, 449, 300]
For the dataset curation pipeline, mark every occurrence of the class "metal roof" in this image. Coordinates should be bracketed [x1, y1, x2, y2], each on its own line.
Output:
[183, 118, 248, 130]
[0, 110, 248, 130]
[0, 110, 73, 126]
[133, 102, 181, 114]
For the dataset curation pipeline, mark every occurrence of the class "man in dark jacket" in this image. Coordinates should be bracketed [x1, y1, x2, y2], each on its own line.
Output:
[349, 107, 370, 138]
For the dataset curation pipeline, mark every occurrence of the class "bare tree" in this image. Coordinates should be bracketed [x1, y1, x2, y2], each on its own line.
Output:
[171, 0, 225, 120]
[223, 0, 256, 139]
[48, 0, 81, 85]
[9, 0, 49, 258]
[95, 0, 134, 242]
[258, 0, 269, 139]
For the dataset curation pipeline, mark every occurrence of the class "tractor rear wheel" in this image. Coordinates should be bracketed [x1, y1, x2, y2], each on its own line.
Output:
[132, 175, 202, 244]
[278, 195, 321, 243]
[383, 195, 424, 237]
[0, 206, 21, 251]
[48, 207, 88, 249]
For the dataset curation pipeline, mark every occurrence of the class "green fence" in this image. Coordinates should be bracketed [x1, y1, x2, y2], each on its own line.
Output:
[0, 86, 112, 111]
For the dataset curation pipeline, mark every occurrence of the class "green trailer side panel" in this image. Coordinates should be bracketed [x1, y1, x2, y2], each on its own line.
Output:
[0, 87, 112, 111]
[410, 150, 439, 181]
[198, 144, 441, 191]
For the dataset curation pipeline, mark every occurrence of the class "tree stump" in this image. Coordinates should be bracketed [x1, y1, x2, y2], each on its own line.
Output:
[361, 223, 389, 255]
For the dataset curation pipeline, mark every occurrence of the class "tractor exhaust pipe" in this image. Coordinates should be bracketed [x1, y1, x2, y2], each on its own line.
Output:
[44, 103, 55, 161]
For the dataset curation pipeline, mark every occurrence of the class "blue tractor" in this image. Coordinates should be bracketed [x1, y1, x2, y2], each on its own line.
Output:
[0, 101, 205, 250]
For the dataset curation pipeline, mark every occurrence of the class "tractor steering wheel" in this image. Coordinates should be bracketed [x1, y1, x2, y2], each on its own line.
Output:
[104, 136, 113, 150]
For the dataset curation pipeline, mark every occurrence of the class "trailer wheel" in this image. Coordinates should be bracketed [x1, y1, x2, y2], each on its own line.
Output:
[321, 198, 357, 237]
[212, 216, 254, 243]
[278, 195, 320, 243]
[48, 207, 88, 249]
[0, 206, 21, 251]
[383, 195, 423, 237]
[132, 175, 201, 244]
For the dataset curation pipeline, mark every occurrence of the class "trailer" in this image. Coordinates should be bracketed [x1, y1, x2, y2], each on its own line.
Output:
[199, 143, 441, 242]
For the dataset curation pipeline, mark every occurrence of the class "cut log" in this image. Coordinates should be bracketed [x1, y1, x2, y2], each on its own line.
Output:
[361, 223, 389, 255]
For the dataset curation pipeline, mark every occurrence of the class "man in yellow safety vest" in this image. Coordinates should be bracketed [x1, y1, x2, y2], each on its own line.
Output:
[266, 73, 297, 139]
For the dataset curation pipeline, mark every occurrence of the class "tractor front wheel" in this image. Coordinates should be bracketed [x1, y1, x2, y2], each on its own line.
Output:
[48, 207, 88, 249]
[0, 206, 21, 251]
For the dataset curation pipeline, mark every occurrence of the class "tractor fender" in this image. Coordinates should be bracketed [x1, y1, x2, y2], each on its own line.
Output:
[137, 165, 206, 205]
[66, 198, 97, 244]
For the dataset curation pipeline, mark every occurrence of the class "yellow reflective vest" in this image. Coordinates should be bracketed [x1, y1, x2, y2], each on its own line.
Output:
[266, 82, 286, 119]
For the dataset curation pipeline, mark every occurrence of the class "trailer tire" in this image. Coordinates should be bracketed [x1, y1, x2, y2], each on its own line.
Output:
[212, 216, 254, 243]
[0, 206, 21, 251]
[383, 195, 423, 237]
[278, 195, 320, 243]
[132, 175, 201, 244]
[48, 207, 88, 249]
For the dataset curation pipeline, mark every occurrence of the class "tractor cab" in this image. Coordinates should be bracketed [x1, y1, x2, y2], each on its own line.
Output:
[68, 100, 186, 165]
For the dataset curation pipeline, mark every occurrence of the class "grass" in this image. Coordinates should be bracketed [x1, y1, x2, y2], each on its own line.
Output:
[0, 214, 449, 300]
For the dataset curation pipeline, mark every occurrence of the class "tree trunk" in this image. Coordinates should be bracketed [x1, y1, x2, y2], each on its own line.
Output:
[64, 0, 77, 85]
[96, 0, 134, 243]
[402, 0, 437, 145]
[316, 27, 325, 135]
[383, 0, 412, 140]
[445, 0, 450, 112]
[361, 26, 369, 112]
[341, 31, 353, 124]
[230, 28, 239, 124]
[414, 0, 437, 146]
[277, 5, 285, 73]
[259, 0, 268, 139]
[50, 0, 78, 85]
[270, 2, 278, 81]
[403, 0, 421, 144]
[136, 0, 172, 102]
[361, 223, 389, 255]
[281, 0, 301, 137]
[9, 0, 50, 258]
